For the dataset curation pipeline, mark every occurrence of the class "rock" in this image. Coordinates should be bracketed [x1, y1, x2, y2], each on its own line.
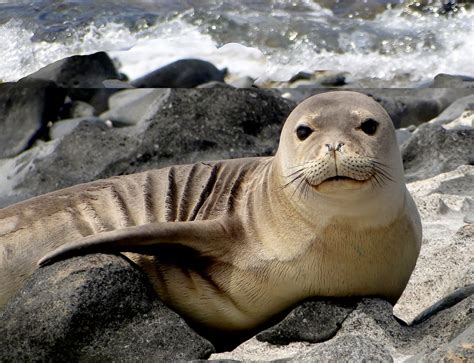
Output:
[365, 88, 474, 128]
[131, 59, 227, 88]
[418, 324, 474, 362]
[394, 165, 474, 322]
[288, 334, 394, 362]
[0, 79, 65, 158]
[427, 94, 474, 126]
[49, 117, 108, 139]
[102, 79, 135, 88]
[212, 296, 474, 361]
[100, 89, 165, 126]
[58, 100, 96, 119]
[0, 88, 294, 208]
[24, 51, 120, 88]
[395, 128, 413, 146]
[401, 106, 474, 182]
[433, 73, 474, 88]
[256, 299, 358, 345]
[0, 254, 214, 361]
[275, 88, 474, 128]
[23, 52, 121, 114]
[197, 81, 234, 89]
[412, 284, 474, 325]
[228, 76, 255, 88]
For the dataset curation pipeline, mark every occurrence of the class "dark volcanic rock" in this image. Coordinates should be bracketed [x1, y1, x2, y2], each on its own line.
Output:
[23, 52, 121, 113]
[0, 88, 294, 208]
[0, 254, 214, 361]
[0, 80, 65, 158]
[433, 73, 474, 88]
[131, 59, 227, 88]
[24, 51, 120, 88]
[256, 299, 358, 345]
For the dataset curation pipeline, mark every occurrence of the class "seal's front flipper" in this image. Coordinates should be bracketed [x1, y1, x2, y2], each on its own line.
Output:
[38, 218, 236, 266]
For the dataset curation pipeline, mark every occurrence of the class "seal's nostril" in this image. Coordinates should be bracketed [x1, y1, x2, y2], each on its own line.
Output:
[326, 144, 334, 151]
[336, 142, 345, 152]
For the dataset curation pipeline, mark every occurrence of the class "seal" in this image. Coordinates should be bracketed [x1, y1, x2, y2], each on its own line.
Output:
[0, 91, 422, 336]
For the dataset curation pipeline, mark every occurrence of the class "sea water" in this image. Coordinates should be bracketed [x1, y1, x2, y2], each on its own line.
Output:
[0, 0, 473, 86]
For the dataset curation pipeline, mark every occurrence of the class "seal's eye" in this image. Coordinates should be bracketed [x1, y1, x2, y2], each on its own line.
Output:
[360, 119, 379, 136]
[296, 125, 313, 141]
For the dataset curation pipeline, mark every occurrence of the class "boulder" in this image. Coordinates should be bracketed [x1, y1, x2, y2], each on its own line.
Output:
[0, 254, 214, 361]
[256, 299, 359, 345]
[131, 59, 227, 88]
[58, 100, 96, 119]
[395, 166, 474, 322]
[24, 51, 120, 88]
[432, 73, 474, 88]
[49, 116, 109, 139]
[401, 96, 474, 182]
[277, 88, 474, 128]
[211, 296, 474, 361]
[23, 52, 121, 114]
[0, 88, 294, 208]
[0, 80, 65, 158]
[99, 89, 166, 126]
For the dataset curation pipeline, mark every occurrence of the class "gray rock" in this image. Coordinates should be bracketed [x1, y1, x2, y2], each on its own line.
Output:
[364, 88, 474, 128]
[433, 73, 474, 88]
[229, 77, 255, 88]
[288, 334, 394, 362]
[401, 116, 474, 182]
[0, 253, 214, 361]
[197, 81, 234, 89]
[100, 89, 165, 126]
[276, 88, 474, 128]
[396, 128, 413, 146]
[131, 59, 227, 88]
[24, 51, 120, 88]
[418, 324, 474, 362]
[212, 295, 474, 361]
[102, 79, 135, 88]
[23, 52, 121, 114]
[427, 94, 474, 126]
[0, 88, 294, 208]
[49, 116, 108, 139]
[0, 79, 65, 158]
[256, 299, 358, 345]
[412, 284, 474, 325]
[58, 100, 96, 119]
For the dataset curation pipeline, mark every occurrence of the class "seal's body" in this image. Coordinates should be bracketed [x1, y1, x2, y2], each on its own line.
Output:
[0, 91, 422, 333]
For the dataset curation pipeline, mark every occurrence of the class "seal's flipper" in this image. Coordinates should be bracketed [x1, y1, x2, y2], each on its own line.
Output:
[38, 218, 236, 266]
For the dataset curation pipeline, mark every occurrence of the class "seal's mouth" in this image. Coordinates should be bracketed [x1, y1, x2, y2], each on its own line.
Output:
[312, 175, 371, 192]
[322, 176, 358, 182]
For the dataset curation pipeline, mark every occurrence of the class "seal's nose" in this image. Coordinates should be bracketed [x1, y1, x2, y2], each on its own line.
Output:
[325, 142, 345, 152]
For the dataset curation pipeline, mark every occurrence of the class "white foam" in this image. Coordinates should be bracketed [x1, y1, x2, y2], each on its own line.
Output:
[1, 6, 473, 86]
[109, 21, 268, 80]
[0, 20, 143, 81]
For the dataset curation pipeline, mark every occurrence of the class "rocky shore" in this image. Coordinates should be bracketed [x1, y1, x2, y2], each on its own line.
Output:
[0, 52, 473, 361]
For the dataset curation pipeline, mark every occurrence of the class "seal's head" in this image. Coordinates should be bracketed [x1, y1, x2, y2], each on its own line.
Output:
[275, 91, 405, 224]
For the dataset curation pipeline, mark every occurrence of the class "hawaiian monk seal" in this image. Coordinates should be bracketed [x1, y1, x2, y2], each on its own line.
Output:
[0, 91, 422, 336]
